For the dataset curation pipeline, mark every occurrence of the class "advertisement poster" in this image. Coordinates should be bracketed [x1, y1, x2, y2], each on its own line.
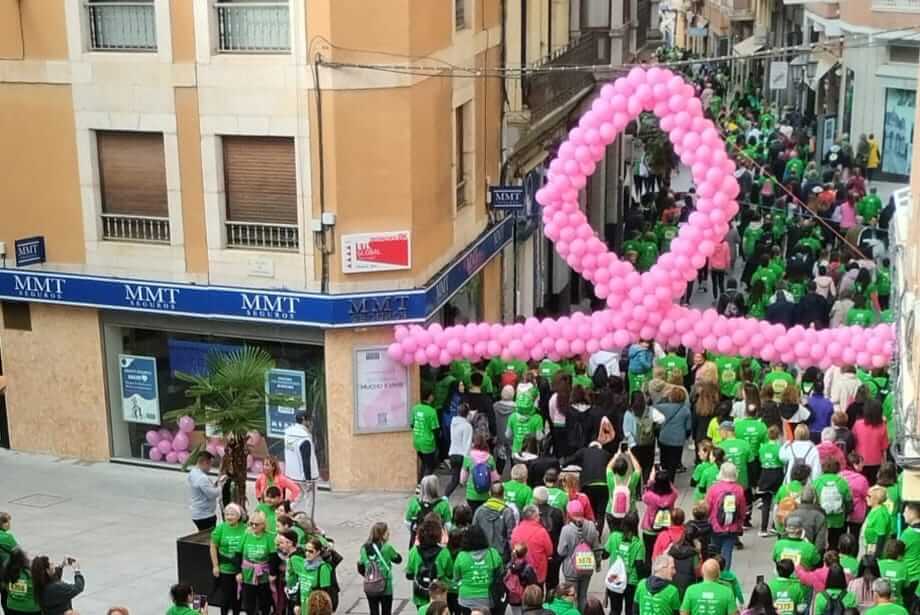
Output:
[882, 88, 916, 177]
[342, 231, 411, 274]
[354, 347, 409, 433]
[119, 354, 160, 425]
[265, 369, 306, 438]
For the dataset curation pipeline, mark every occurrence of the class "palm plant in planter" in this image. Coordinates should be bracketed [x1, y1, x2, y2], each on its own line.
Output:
[165, 346, 300, 509]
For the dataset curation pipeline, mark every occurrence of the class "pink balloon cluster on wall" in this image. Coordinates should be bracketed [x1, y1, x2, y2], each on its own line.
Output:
[388, 67, 894, 370]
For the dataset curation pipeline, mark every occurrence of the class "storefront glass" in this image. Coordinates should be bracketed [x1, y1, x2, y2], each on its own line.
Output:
[882, 87, 916, 177]
[105, 323, 329, 480]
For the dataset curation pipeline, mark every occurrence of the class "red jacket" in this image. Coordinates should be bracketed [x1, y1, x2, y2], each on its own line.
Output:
[255, 472, 302, 501]
[652, 525, 685, 560]
[511, 518, 553, 583]
[705, 480, 747, 534]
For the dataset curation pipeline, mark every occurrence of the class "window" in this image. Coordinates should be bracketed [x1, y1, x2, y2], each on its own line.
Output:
[1, 302, 31, 332]
[580, 0, 611, 28]
[97, 131, 170, 243]
[86, 0, 157, 51]
[223, 136, 299, 250]
[216, 0, 291, 52]
[889, 45, 920, 64]
[455, 0, 467, 30]
[455, 105, 468, 208]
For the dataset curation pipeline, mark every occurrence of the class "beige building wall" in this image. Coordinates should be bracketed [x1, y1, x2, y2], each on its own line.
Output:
[1, 304, 109, 460]
[840, 0, 920, 29]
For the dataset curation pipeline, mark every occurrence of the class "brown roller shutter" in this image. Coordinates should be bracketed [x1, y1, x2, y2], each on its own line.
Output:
[97, 131, 168, 216]
[223, 136, 297, 225]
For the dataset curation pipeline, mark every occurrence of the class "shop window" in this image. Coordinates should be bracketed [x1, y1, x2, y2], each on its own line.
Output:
[223, 136, 299, 250]
[1, 302, 31, 331]
[97, 131, 170, 243]
[889, 45, 920, 64]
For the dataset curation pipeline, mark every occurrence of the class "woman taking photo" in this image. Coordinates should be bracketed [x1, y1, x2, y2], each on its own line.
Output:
[357, 522, 403, 615]
[236, 511, 275, 615]
[210, 503, 245, 615]
[622, 393, 655, 485]
[254, 456, 301, 503]
[31, 555, 84, 615]
[741, 582, 777, 615]
[2, 548, 39, 615]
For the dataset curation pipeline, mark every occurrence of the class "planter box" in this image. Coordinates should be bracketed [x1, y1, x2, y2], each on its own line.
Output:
[177, 529, 224, 607]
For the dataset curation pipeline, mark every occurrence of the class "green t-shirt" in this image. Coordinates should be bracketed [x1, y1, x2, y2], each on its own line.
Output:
[734, 417, 768, 458]
[657, 224, 679, 252]
[508, 411, 543, 454]
[846, 308, 877, 327]
[255, 502, 278, 534]
[878, 558, 907, 605]
[486, 358, 526, 383]
[884, 484, 902, 536]
[767, 576, 808, 615]
[714, 356, 742, 398]
[546, 486, 569, 511]
[539, 359, 562, 379]
[5, 569, 39, 613]
[463, 454, 496, 501]
[638, 241, 659, 272]
[503, 479, 533, 512]
[410, 403, 440, 454]
[635, 577, 681, 615]
[719, 570, 744, 605]
[546, 597, 581, 615]
[752, 267, 778, 296]
[718, 437, 754, 488]
[776, 481, 803, 505]
[759, 440, 783, 469]
[679, 580, 737, 615]
[772, 537, 820, 569]
[657, 354, 689, 380]
[290, 557, 334, 610]
[812, 473, 852, 529]
[900, 524, 920, 579]
[211, 521, 247, 573]
[743, 226, 764, 259]
[452, 548, 502, 600]
[763, 371, 795, 400]
[814, 589, 858, 615]
[404, 496, 453, 528]
[605, 531, 646, 586]
[785, 157, 804, 180]
[692, 462, 718, 501]
[606, 469, 641, 513]
[0, 529, 18, 568]
[406, 546, 454, 607]
[239, 531, 277, 584]
[573, 374, 593, 390]
[359, 542, 401, 595]
[876, 267, 892, 296]
[865, 604, 909, 615]
[166, 607, 199, 615]
[839, 555, 859, 578]
[864, 505, 893, 554]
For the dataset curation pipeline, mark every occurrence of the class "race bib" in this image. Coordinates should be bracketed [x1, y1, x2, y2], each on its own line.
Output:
[574, 551, 596, 571]
[780, 549, 802, 566]
[723, 368, 736, 383]
[723, 494, 737, 513]
[775, 599, 795, 614]
[653, 509, 672, 529]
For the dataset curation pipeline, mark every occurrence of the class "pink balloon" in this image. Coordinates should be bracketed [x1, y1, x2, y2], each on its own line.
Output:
[172, 432, 190, 452]
[178, 416, 196, 433]
[156, 440, 173, 454]
[165, 451, 179, 464]
[177, 451, 190, 465]
[145, 430, 161, 446]
[149, 448, 164, 462]
[158, 428, 173, 442]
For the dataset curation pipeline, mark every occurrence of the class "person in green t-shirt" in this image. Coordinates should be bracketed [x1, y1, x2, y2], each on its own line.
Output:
[658, 353, 689, 382]
[291, 536, 335, 615]
[0, 512, 18, 570]
[767, 559, 808, 615]
[900, 502, 920, 601]
[546, 582, 581, 615]
[255, 487, 283, 533]
[635, 554, 681, 615]
[679, 560, 738, 615]
[691, 441, 717, 502]
[762, 367, 795, 402]
[452, 526, 503, 612]
[878, 538, 909, 606]
[734, 409, 767, 459]
[638, 233, 660, 272]
[714, 356, 742, 399]
[409, 390, 441, 482]
[772, 519, 820, 570]
[604, 510, 646, 599]
[863, 486, 894, 557]
[606, 454, 642, 515]
[857, 189, 883, 224]
[357, 523, 404, 602]
[506, 396, 545, 454]
[167, 583, 207, 615]
[865, 578, 909, 615]
[406, 517, 454, 608]
[544, 469, 569, 512]
[3, 548, 40, 615]
[540, 358, 563, 380]
[503, 464, 534, 513]
[757, 425, 784, 537]
[742, 221, 764, 260]
[847, 294, 878, 327]
[717, 423, 754, 490]
[813, 458, 853, 548]
[236, 511, 276, 614]
[461, 434, 499, 507]
[405, 475, 453, 542]
[813, 564, 858, 615]
[210, 503, 246, 611]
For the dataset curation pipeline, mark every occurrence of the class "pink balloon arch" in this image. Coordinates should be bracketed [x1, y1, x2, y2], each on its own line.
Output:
[388, 67, 894, 370]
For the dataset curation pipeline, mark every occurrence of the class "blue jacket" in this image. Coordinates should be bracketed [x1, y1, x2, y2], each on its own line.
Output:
[806, 394, 834, 435]
[654, 401, 692, 447]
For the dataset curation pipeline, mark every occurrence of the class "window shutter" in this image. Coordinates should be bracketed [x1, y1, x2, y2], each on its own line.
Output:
[223, 136, 297, 225]
[97, 131, 168, 216]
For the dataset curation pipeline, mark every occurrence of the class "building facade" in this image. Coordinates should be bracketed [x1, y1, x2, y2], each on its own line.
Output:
[0, 0, 505, 490]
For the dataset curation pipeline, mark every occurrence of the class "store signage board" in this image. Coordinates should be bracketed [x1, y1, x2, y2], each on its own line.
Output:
[489, 186, 525, 211]
[353, 346, 409, 433]
[0, 217, 513, 327]
[119, 354, 160, 425]
[342, 231, 411, 274]
[15, 236, 45, 266]
[265, 368, 306, 438]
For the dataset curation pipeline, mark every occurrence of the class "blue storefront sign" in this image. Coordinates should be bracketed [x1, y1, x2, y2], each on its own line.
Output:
[119, 354, 160, 425]
[0, 217, 514, 328]
[489, 186, 525, 211]
[265, 368, 306, 438]
[167, 339, 244, 376]
[14, 236, 46, 267]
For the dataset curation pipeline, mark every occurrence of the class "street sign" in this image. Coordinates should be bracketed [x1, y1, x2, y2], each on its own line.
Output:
[489, 186, 525, 211]
[14, 236, 45, 267]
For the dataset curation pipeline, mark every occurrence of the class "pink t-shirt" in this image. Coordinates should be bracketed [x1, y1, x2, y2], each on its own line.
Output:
[841, 469, 869, 522]
[852, 419, 889, 466]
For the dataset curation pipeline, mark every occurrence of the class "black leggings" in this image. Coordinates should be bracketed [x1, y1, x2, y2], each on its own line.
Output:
[367, 595, 394, 615]
[760, 492, 774, 532]
[608, 585, 636, 615]
[241, 583, 272, 615]
[216, 572, 241, 615]
[445, 454, 464, 497]
[659, 444, 684, 479]
[631, 445, 655, 486]
[194, 516, 217, 530]
[711, 269, 726, 298]
[583, 484, 609, 534]
[417, 451, 438, 483]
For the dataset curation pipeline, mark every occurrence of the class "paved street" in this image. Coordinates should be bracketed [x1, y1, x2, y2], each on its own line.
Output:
[1, 447, 778, 615]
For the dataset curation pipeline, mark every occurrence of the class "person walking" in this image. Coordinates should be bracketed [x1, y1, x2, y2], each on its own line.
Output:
[472, 483, 517, 562]
[510, 505, 553, 587]
[405, 475, 452, 548]
[866, 134, 881, 181]
[641, 469, 679, 568]
[290, 537, 335, 615]
[865, 579, 907, 615]
[779, 425, 821, 483]
[705, 463, 747, 570]
[209, 503, 245, 615]
[679, 559, 738, 615]
[655, 388, 692, 480]
[236, 511, 275, 615]
[31, 556, 85, 615]
[187, 451, 222, 531]
[852, 401, 889, 484]
[461, 433, 501, 514]
[635, 555, 681, 615]
[558, 501, 602, 611]
[452, 526, 503, 615]
[709, 241, 731, 299]
[284, 411, 321, 519]
[357, 522, 403, 615]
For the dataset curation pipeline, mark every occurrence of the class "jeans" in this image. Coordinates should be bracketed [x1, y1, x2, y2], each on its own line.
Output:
[193, 515, 217, 531]
[608, 585, 636, 615]
[445, 455, 464, 497]
[711, 532, 737, 570]
[367, 595, 393, 615]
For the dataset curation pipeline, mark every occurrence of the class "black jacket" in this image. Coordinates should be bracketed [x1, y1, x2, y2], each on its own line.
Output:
[562, 446, 611, 486]
[766, 295, 797, 327]
[797, 292, 830, 328]
[41, 572, 85, 615]
[465, 391, 497, 437]
[668, 542, 699, 598]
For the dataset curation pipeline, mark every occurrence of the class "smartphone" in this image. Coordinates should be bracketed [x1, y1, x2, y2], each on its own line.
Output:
[192, 594, 207, 610]
[756, 575, 765, 584]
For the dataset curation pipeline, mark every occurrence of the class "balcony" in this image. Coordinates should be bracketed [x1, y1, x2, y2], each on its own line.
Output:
[226, 221, 298, 250]
[102, 214, 170, 243]
[874, 0, 920, 10]
[216, 2, 290, 53]
[524, 31, 612, 123]
[86, 1, 157, 51]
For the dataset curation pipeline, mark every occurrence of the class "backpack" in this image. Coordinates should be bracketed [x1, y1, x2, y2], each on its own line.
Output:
[652, 507, 672, 530]
[717, 492, 737, 526]
[610, 477, 632, 519]
[822, 592, 847, 615]
[412, 547, 441, 601]
[503, 559, 535, 605]
[471, 411, 491, 440]
[472, 461, 493, 493]
[819, 481, 844, 515]
[605, 556, 627, 593]
[637, 412, 656, 447]
[723, 293, 742, 317]
[774, 494, 799, 528]
[362, 543, 389, 598]
[570, 531, 596, 578]
[410, 499, 438, 543]
[790, 446, 812, 481]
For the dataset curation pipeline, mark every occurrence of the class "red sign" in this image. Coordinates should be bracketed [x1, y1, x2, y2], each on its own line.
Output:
[342, 231, 411, 274]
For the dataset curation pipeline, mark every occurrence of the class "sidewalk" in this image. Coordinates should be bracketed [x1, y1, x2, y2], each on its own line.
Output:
[1, 447, 777, 615]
